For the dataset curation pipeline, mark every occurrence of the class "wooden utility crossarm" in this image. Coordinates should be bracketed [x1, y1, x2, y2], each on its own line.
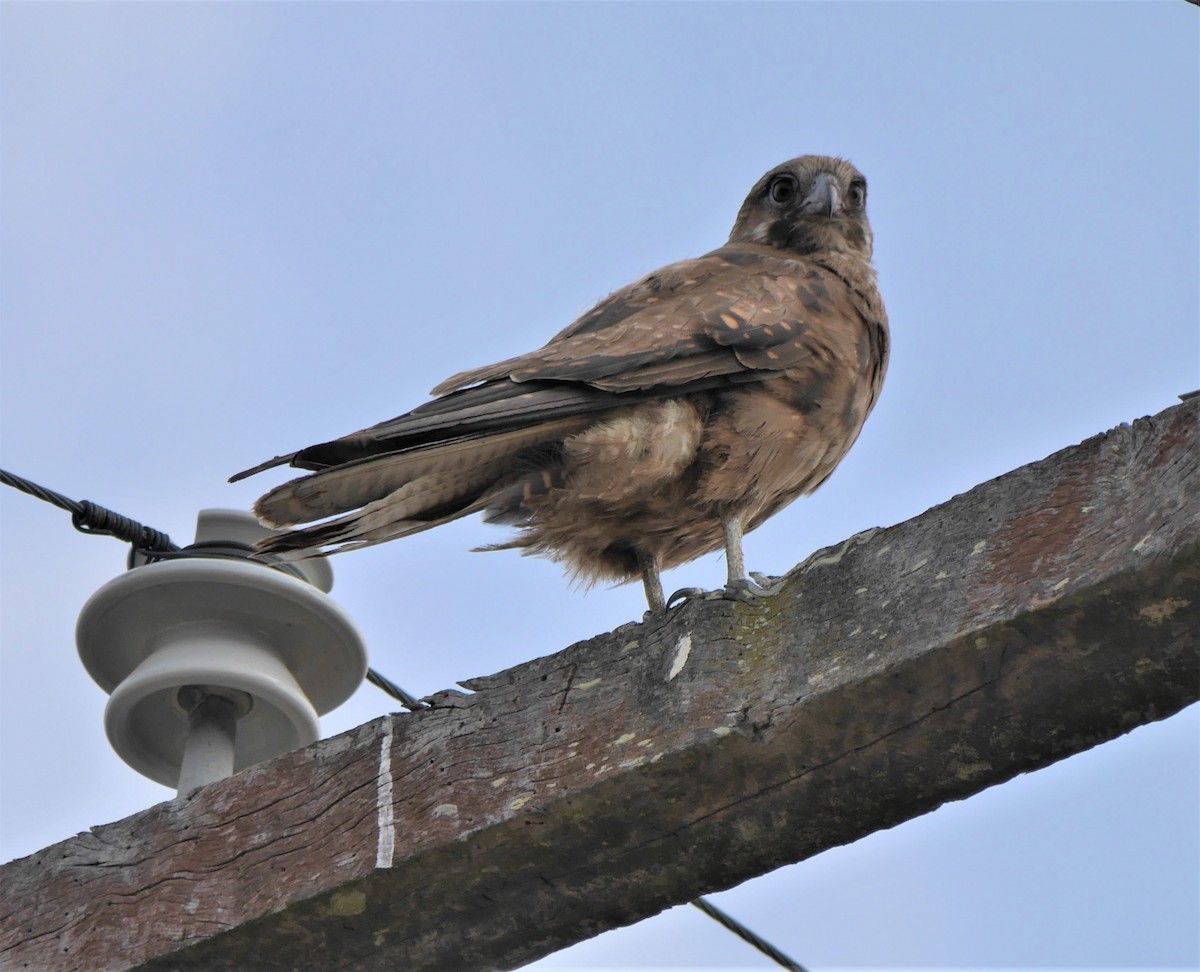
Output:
[3, 398, 1197, 971]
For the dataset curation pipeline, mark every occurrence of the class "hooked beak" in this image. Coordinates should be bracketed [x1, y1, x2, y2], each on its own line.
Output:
[800, 172, 841, 217]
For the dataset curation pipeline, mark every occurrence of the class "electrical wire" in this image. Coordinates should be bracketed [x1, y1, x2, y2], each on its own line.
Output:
[2, 466, 805, 967]
[1, 468, 178, 559]
[691, 896, 808, 971]
[367, 668, 428, 711]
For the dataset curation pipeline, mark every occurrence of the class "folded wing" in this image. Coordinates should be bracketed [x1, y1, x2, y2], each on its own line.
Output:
[236, 244, 841, 556]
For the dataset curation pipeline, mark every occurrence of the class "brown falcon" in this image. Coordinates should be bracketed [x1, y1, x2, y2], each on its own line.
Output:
[232, 156, 889, 611]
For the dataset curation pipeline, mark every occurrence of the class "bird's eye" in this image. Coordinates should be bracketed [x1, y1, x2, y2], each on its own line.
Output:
[768, 175, 797, 205]
[847, 179, 867, 210]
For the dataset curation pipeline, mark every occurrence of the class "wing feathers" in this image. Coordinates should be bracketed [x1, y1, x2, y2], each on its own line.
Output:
[235, 245, 838, 487]
[255, 417, 590, 529]
[229, 452, 299, 483]
[430, 245, 827, 398]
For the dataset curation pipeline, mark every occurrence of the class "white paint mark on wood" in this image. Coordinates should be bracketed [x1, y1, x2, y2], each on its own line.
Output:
[375, 718, 395, 870]
[668, 633, 692, 681]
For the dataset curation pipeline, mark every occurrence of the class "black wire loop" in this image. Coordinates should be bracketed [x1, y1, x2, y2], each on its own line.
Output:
[72, 498, 176, 553]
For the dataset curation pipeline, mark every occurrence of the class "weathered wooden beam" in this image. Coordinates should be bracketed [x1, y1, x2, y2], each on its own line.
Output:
[2, 398, 1197, 972]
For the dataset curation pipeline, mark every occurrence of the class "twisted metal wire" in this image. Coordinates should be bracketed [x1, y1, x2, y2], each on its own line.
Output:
[367, 668, 428, 711]
[1, 468, 178, 554]
[692, 896, 808, 971]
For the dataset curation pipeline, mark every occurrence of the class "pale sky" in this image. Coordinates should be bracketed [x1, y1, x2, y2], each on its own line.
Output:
[2, 3, 1197, 969]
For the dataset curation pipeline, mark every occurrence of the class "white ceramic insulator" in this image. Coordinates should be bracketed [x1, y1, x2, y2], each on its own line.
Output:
[176, 691, 242, 795]
[76, 510, 367, 793]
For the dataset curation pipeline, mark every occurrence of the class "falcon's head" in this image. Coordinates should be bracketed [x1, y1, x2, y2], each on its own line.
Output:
[730, 156, 873, 259]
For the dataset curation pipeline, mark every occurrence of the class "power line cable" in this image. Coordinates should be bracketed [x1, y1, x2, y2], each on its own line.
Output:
[1, 468, 177, 559]
[366, 667, 427, 711]
[691, 896, 808, 971]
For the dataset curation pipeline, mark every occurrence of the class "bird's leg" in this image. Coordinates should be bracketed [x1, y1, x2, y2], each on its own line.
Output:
[637, 549, 666, 612]
[667, 514, 751, 608]
[721, 514, 746, 588]
[720, 513, 776, 601]
[666, 515, 777, 608]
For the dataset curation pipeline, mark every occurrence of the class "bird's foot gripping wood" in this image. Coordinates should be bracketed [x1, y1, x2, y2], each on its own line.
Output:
[664, 529, 882, 608]
[665, 574, 786, 609]
[662, 513, 788, 607]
